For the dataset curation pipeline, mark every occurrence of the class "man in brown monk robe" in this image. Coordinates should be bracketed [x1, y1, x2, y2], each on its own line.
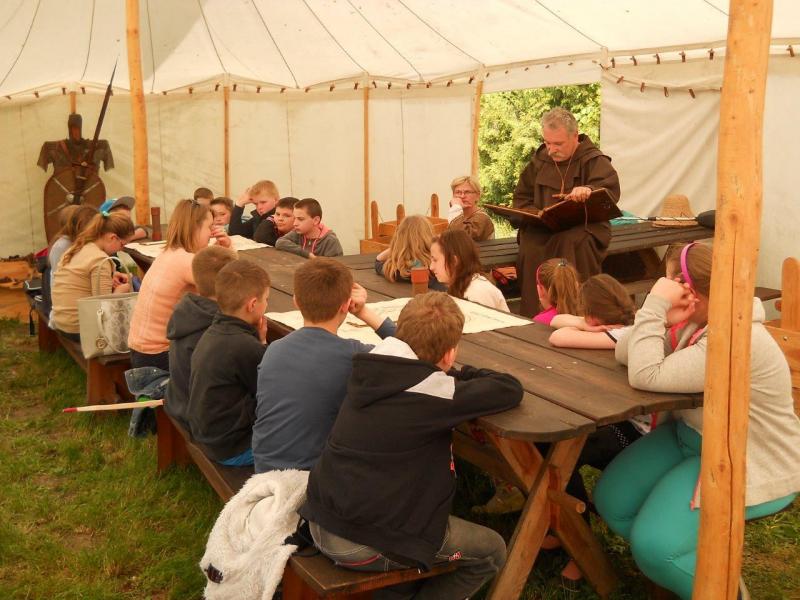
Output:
[512, 107, 620, 315]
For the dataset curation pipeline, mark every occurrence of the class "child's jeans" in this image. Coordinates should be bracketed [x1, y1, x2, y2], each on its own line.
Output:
[309, 516, 506, 600]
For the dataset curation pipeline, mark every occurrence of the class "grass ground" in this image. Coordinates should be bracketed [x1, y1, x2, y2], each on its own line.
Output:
[1, 317, 798, 599]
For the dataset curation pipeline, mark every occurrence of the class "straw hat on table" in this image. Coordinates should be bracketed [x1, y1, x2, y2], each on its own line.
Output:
[652, 194, 697, 228]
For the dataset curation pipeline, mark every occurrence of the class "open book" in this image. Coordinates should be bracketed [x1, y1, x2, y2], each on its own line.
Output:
[486, 188, 621, 232]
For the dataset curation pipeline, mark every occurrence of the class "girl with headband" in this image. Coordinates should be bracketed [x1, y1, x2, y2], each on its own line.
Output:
[593, 242, 800, 599]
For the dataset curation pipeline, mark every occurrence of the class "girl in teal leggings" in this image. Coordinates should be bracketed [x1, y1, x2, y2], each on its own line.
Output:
[595, 243, 800, 599]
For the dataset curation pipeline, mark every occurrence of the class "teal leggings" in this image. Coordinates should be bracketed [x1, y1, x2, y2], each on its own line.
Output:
[594, 420, 796, 600]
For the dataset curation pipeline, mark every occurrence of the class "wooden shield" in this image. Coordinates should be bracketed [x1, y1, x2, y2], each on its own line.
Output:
[43, 168, 106, 241]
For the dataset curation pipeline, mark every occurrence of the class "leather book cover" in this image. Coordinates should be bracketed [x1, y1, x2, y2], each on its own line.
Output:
[487, 188, 621, 232]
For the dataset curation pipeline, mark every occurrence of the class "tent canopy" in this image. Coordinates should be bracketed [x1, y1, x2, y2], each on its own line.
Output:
[2, 0, 799, 99]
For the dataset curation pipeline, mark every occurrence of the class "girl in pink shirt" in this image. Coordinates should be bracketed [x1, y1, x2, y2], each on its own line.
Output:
[532, 258, 580, 325]
[128, 199, 231, 370]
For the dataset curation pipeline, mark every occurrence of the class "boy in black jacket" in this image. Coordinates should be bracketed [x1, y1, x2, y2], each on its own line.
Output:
[301, 292, 523, 600]
[165, 245, 236, 433]
[188, 259, 270, 466]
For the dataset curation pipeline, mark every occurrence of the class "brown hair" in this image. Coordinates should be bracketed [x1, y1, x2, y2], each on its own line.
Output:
[383, 215, 434, 282]
[665, 242, 713, 297]
[396, 292, 464, 364]
[580, 274, 636, 326]
[537, 258, 580, 315]
[295, 198, 322, 220]
[62, 212, 135, 265]
[215, 260, 271, 314]
[193, 187, 214, 201]
[50, 205, 98, 248]
[276, 196, 299, 210]
[192, 245, 237, 298]
[210, 196, 233, 211]
[433, 229, 483, 299]
[250, 180, 280, 198]
[293, 258, 352, 322]
[166, 199, 211, 253]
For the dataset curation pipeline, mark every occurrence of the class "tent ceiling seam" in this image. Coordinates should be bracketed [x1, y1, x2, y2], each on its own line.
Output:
[301, 0, 367, 76]
[535, 0, 603, 48]
[145, 0, 157, 94]
[345, 0, 424, 82]
[397, 0, 484, 70]
[0, 0, 41, 90]
[285, 100, 294, 196]
[251, 0, 299, 89]
[195, 0, 227, 77]
[79, 0, 96, 81]
[702, 0, 729, 16]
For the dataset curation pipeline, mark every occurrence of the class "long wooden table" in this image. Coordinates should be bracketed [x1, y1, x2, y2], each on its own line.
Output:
[238, 247, 700, 599]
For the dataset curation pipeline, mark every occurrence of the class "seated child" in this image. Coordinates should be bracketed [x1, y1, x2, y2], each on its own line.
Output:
[209, 196, 233, 230]
[188, 259, 270, 466]
[229, 180, 279, 240]
[595, 243, 800, 599]
[252, 258, 395, 472]
[193, 187, 214, 206]
[276, 198, 343, 257]
[51, 212, 134, 341]
[254, 196, 298, 245]
[165, 245, 237, 433]
[549, 274, 636, 349]
[374, 214, 445, 291]
[447, 175, 495, 241]
[430, 228, 508, 311]
[300, 292, 523, 600]
[532, 258, 580, 325]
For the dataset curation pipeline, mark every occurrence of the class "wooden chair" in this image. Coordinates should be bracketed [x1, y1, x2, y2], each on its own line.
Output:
[764, 258, 799, 414]
[359, 194, 448, 253]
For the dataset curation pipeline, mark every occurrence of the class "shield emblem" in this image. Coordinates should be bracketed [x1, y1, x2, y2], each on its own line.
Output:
[43, 168, 106, 240]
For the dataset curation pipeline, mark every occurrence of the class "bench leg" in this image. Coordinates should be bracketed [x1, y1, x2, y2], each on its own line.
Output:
[37, 314, 60, 353]
[86, 359, 120, 405]
[155, 407, 190, 471]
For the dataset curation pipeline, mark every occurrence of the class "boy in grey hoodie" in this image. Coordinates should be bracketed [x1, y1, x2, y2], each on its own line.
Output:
[275, 198, 343, 257]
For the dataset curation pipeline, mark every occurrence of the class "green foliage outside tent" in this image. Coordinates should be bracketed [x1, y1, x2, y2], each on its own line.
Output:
[478, 84, 601, 208]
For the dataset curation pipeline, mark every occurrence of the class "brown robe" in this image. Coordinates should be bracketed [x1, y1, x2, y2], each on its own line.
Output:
[512, 134, 621, 315]
[449, 208, 495, 242]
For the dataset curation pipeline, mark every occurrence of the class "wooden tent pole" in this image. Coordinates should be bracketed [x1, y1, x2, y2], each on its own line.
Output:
[471, 79, 483, 177]
[224, 85, 231, 197]
[125, 0, 150, 226]
[69, 91, 76, 114]
[693, 1, 773, 598]
[363, 86, 370, 239]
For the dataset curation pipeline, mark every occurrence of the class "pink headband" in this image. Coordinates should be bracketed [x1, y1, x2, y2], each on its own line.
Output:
[680, 242, 697, 289]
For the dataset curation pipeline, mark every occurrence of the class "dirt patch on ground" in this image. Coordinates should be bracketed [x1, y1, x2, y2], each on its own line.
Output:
[5, 403, 50, 422]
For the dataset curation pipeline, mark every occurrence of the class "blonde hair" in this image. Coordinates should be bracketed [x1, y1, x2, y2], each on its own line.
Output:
[50, 205, 98, 249]
[450, 175, 482, 196]
[166, 199, 211, 253]
[396, 292, 464, 364]
[250, 180, 280, 199]
[383, 215, 434, 283]
[62, 212, 135, 265]
[537, 258, 580, 315]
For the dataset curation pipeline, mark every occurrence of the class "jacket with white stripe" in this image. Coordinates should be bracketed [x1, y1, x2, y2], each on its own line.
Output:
[300, 337, 523, 569]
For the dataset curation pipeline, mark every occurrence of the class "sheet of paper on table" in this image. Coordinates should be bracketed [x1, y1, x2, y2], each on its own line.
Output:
[267, 297, 531, 345]
[125, 235, 269, 258]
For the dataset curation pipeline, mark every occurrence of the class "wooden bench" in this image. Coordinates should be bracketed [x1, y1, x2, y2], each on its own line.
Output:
[155, 408, 456, 598]
[35, 304, 131, 405]
[765, 258, 799, 415]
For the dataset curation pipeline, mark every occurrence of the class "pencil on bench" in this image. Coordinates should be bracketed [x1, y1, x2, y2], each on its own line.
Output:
[63, 399, 163, 413]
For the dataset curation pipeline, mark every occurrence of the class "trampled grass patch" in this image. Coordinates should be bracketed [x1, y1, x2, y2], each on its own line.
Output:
[0, 318, 797, 599]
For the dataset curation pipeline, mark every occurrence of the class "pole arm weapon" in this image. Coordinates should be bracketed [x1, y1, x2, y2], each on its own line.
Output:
[73, 60, 117, 204]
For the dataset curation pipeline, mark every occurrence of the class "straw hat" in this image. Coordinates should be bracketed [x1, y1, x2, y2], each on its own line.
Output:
[652, 194, 697, 228]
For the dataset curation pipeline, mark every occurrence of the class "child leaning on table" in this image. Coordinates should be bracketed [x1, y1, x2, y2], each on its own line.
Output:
[300, 292, 523, 600]
[187, 260, 270, 467]
[164, 245, 237, 433]
[252, 258, 395, 473]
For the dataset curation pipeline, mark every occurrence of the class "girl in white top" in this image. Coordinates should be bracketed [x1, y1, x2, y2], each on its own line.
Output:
[429, 229, 509, 312]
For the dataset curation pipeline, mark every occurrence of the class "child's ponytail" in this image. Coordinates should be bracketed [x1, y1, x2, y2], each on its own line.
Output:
[62, 212, 135, 265]
[538, 258, 581, 315]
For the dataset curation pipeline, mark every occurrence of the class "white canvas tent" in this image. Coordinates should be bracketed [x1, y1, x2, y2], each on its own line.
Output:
[1, 0, 798, 290]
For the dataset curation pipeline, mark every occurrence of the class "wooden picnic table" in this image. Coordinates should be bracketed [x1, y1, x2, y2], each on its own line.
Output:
[238, 246, 701, 599]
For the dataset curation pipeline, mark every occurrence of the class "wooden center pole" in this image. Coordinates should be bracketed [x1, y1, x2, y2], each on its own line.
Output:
[363, 86, 370, 239]
[693, 1, 773, 598]
[471, 79, 483, 177]
[125, 0, 150, 226]
[224, 85, 231, 197]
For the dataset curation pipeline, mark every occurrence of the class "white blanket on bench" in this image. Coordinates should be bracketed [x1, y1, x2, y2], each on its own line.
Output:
[200, 469, 310, 600]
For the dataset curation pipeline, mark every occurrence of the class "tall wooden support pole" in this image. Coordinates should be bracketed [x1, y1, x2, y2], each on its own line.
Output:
[471, 80, 483, 177]
[363, 86, 370, 239]
[693, 1, 773, 598]
[223, 86, 231, 197]
[126, 0, 150, 226]
[69, 91, 76, 114]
